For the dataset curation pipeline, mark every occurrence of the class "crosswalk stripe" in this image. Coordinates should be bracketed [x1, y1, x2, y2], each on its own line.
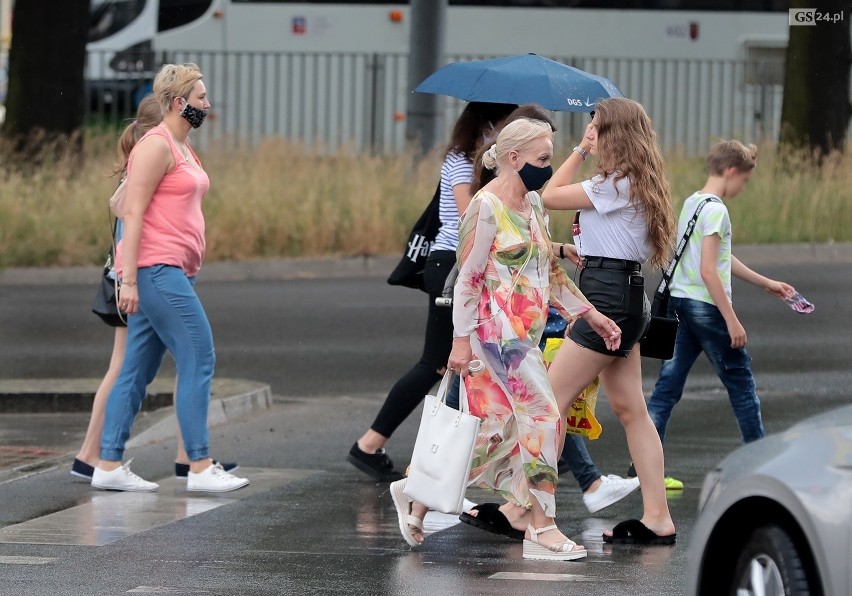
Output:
[0, 468, 315, 546]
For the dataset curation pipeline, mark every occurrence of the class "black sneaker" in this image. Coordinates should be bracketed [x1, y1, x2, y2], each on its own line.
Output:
[347, 442, 405, 482]
[175, 460, 239, 480]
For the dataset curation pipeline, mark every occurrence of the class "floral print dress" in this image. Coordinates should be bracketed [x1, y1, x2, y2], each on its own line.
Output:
[453, 190, 593, 516]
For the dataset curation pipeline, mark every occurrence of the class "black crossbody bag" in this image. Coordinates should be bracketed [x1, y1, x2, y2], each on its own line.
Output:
[640, 196, 721, 359]
[92, 212, 127, 327]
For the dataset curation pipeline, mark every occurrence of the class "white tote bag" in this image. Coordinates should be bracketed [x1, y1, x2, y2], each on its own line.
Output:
[403, 370, 481, 514]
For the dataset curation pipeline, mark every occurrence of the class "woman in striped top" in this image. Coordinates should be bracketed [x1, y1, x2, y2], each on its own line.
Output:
[347, 101, 516, 482]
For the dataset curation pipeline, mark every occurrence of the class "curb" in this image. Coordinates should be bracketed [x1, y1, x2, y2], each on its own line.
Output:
[0, 378, 273, 485]
[1, 244, 851, 286]
[0, 255, 400, 286]
[127, 379, 273, 448]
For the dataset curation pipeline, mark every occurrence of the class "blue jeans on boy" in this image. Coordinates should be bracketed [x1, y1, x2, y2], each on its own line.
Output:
[647, 296, 765, 445]
[100, 265, 215, 462]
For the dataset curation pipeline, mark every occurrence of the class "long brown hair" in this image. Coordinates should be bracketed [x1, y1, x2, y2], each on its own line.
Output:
[113, 94, 164, 177]
[594, 98, 674, 269]
[445, 101, 517, 160]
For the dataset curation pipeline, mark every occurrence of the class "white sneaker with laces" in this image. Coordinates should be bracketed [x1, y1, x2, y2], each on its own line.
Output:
[91, 459, 159, 492]
[187, 462, 249, 493]
[583, 474, 641, 513]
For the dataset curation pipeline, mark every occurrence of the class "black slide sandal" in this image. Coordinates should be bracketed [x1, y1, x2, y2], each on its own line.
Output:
[603, 519, 676, 545]
[459, 503, 524, 541]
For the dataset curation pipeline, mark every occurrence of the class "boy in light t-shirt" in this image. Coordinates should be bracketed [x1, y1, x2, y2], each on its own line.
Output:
[645, 140, 797, 474]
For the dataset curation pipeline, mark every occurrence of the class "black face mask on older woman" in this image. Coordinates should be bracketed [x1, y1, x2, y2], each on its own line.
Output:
[518, 162, 553, 192]
[180, 100, 208, 129]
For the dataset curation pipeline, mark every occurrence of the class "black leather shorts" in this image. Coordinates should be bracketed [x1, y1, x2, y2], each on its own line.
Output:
[568, 264, 651, 357]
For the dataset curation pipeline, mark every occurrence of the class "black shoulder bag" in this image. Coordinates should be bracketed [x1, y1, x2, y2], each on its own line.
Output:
[92, 215, 127, 327]
[640, 196, 721, 359]
[387, 181, 442, 292]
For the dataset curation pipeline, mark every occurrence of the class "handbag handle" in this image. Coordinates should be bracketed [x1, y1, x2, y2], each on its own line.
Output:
[434, 361, 482, 417]
[656, 196, 722, 296]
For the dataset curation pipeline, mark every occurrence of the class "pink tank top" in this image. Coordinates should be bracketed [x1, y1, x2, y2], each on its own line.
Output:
[118, 124, 210, 277]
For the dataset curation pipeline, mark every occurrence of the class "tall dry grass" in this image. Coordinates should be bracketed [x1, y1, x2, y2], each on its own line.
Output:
[0, 134, 850, 268]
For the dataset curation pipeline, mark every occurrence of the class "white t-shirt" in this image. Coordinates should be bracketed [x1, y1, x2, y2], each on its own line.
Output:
[431, 150, 473, 253]
[670, 192, 732, 305]
[573, 173, 652, 263]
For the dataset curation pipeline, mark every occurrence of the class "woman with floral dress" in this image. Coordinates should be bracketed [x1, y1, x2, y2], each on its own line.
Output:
[390, 118, 622, 561]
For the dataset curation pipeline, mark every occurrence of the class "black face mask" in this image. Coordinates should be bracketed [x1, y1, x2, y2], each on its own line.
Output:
[518, 162, 553, 191]
[180, 101, 208, 129]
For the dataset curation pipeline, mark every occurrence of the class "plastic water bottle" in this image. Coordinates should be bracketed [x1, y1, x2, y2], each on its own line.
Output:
[468, 359, 484, 375]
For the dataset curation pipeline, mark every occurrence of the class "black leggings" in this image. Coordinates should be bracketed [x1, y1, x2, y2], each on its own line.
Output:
[370, 250, 456, 438]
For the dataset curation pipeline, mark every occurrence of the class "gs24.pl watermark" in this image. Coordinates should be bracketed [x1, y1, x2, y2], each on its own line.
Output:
[789, 8, 846, 25]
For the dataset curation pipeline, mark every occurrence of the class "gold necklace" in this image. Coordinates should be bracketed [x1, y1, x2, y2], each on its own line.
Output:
[163, 123, 192, 162]
[176, 143, 192, 162]
[494, 180, 530, 215]
[507, 193, 531, 218]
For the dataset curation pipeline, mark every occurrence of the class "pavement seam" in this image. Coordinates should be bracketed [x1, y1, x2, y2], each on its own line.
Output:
[1, 244, 850, 286]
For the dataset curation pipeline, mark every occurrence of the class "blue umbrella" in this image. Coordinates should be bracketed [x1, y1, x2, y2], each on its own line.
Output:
[414, 53, 623, 112]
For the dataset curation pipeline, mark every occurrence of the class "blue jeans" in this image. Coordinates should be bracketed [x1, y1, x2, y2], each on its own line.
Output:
[446, 376, 461, 410]
[560, 434, 601, 492]
[647, 296, 765, 445]
[101, 265, 215, 461]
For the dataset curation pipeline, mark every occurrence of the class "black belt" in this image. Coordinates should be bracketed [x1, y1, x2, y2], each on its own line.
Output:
[582, 256, 642, 272]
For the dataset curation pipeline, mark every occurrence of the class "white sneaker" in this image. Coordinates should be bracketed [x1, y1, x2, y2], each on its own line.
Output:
[91, 459, 159, 492]
[187, 462, 249, 493]
[582, 474, 640, 513]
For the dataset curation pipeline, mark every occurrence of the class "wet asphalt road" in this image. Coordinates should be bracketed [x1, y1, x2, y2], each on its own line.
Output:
[0, 252, 850, 595]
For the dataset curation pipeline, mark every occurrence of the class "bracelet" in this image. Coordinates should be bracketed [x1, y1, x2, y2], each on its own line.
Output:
[122, 280, 137, 287]
[559, 244, 566, 259]
[573, 146, 588, 160]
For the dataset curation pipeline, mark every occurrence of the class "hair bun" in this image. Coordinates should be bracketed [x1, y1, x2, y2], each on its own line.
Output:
[482, 144, 498, 170]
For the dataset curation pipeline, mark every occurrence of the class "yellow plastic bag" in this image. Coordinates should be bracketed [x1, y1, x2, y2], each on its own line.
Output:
[542, 338, 603, 440]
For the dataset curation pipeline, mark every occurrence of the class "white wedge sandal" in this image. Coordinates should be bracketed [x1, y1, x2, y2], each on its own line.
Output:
[523, 524, 587, 561]
[390, 478, 425, 547]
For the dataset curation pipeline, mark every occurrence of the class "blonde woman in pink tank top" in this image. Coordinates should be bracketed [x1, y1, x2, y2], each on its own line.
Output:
[92, 63, 249, 494]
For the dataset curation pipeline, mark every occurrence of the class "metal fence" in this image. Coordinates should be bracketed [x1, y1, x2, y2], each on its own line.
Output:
[80, 49, 787, 155]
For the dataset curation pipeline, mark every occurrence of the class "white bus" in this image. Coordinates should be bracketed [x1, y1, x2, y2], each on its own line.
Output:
[87, 0, 792, 153]
[90, 0, 789, 59]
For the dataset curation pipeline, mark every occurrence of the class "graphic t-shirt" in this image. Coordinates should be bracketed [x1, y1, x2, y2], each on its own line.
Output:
[669, 192, 732, 305]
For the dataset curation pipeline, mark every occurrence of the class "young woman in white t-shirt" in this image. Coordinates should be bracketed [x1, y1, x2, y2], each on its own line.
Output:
[542, 98, 677, 545]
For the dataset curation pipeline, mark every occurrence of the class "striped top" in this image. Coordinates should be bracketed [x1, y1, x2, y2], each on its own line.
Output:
[431, 150, 474, 253]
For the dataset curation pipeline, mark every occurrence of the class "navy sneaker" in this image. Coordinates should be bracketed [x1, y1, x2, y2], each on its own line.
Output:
[175, 460, 239, 480]
[347, 442, 405, 482]
[71, 458, 95, 479]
